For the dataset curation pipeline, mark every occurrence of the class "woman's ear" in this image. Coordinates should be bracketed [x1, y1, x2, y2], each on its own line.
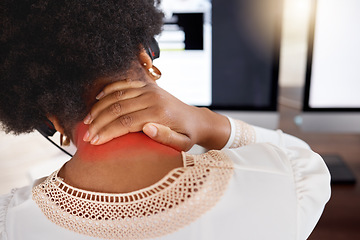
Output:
[138, 48, 153, 70]
[138, 48, 162, 81]
[47, 116, 65, 135]
[48, 116, 71, 146]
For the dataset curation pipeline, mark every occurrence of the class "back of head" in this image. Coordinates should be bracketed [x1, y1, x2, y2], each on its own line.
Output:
[0, 0, 163, 136]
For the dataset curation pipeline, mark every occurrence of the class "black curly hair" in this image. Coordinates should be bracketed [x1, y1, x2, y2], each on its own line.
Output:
[0, 0, 163, 136]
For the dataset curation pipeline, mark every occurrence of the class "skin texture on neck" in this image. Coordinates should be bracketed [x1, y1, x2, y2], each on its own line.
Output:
[74, 122, 180, 162]
[58, 123, 183, 193]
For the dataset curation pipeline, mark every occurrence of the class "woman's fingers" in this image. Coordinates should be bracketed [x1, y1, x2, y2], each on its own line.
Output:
[143, 123, 193, 151]
[96, 79, 147, 100]
[84, 87, 145, 124]
[87, 109, 155, 145]
[84, 96, 150, 142]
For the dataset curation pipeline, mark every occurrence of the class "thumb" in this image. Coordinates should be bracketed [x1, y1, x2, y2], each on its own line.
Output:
[143, 123, 192, 151]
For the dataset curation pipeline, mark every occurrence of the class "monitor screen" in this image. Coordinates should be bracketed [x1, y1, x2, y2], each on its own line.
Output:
[301, 0, 360, 133]
[155, 0, 282, 111]
[304, 0, 360, 111]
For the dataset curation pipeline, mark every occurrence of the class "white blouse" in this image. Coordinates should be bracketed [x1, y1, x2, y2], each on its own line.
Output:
[0, 119, 331, 240]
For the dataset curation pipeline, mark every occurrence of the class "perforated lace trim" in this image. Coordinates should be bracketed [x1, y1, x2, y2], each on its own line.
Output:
[230, 119, 256, 148]
[32, 151, 234, 240]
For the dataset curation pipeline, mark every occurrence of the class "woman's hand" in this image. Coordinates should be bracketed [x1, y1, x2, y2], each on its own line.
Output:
[82, 79, 230, 151]
[83, 80, 199, 151]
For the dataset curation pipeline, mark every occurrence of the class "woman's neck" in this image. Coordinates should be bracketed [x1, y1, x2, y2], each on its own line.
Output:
[74, 122, 180, 162]
[58, 123, 183, 193]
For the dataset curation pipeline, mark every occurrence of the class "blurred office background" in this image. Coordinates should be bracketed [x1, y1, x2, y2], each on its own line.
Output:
[0, 0, 359, 238]
[280, 0, 360, 239]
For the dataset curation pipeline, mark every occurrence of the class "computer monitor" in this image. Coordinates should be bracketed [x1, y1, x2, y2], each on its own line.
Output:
[301, 0, 359, 183]
[155, 0, 283, 129]
[301, 0, 360, 133]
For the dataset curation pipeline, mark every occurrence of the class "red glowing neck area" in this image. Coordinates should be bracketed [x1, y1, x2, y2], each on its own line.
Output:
[74, 123, 180, 162]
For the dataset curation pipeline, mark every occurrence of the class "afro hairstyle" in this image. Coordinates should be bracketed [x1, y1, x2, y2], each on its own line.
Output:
[0, 0, 163, 136]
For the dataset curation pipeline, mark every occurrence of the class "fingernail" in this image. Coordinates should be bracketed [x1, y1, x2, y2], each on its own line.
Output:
[90, 135, 99, 145]
[83, 131, 90, 141]
[96, 91, 105, 100]
[83, 113, 92, 124]
[144, 124, 158, 138]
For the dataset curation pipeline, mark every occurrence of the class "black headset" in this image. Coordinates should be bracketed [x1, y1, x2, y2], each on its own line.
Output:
[36, 38, 160, 157]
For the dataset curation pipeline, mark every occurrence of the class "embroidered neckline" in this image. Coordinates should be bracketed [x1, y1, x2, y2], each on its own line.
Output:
[49, 152, 194, 204]
[32, 151, 234, 240]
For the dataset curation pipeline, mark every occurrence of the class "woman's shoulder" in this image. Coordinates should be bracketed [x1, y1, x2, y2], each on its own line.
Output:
[0, 189, 16, 237]
[0, 186, 30, 239]
[186, 142, 297, 175]
[209, 143, 330, 240]
[0, 186, 30, 209]
[221, 142, 294, 173]
[201, 142, 330, 198]
[0, 177, 47, 221]
[0, 177, 48, 239]
[219, 142, 326, 175]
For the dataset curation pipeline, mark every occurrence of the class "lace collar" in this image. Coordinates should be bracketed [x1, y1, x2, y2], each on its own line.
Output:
[32, 151, 233, 239]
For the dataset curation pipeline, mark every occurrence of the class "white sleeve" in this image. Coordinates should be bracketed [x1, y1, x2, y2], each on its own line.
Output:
[253, 125, 310, 149]
[0, 190, 15, 240]
[223, 143, 331, 240]
[289, 146, 331, 240]
[223, 117, 310, 149]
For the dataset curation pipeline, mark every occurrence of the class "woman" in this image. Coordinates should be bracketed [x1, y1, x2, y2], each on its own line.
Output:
[0, 0, 330, 239]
